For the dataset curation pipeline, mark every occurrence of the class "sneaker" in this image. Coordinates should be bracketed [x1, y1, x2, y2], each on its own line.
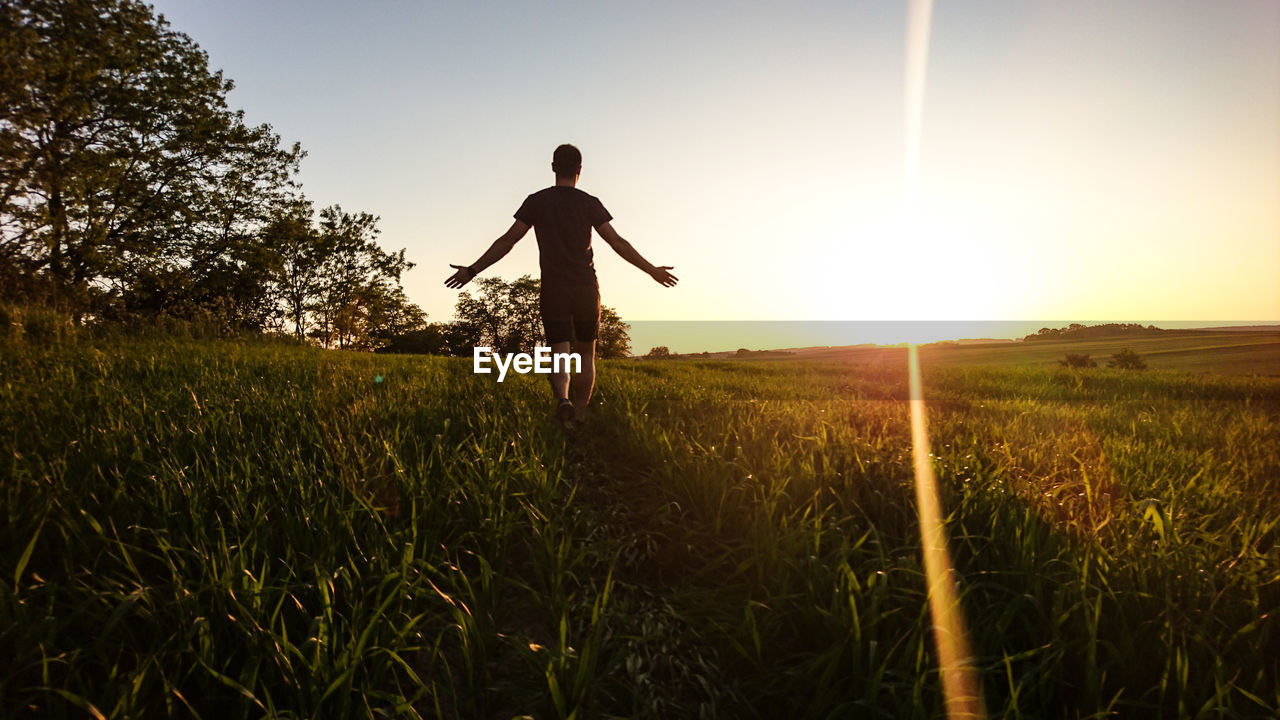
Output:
[555, 398, 575, 427]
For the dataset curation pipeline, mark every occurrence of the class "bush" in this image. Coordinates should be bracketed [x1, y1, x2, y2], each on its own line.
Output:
[646, 346, 673, 359]
[0, 306, 16, 342]
[1108, 348, 1147, 370]
[377, 323, 469, 356]
[0, 305, 79, 345]
[1060, 353, 1097, 368]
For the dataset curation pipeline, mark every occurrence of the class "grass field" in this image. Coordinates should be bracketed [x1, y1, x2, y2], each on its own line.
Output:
[784, 332, 1280, 377]
[2, 335, 1278, 718]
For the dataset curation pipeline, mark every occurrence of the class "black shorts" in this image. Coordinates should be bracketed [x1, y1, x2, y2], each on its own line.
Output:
[541, 283, 600, 343]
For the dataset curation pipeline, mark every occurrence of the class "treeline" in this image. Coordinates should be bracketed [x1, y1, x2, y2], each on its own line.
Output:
[733, 348, 795, 358]
[0, 0, 422, 349]
[641, 347, 794, 360]
[1025, 323, 1168, 342]
[382, 275, 632, 359]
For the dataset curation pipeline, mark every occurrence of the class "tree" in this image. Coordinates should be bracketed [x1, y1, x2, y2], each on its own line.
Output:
[1060, 353, 1096, 368]
[453, 275, 542, 354]
[307, 205, 413, 349]
[1108, 348, 1147, 370]
[1, 0, 303, 315]
[261, 203, 320, 341]
[257, 202, 420, 347]
[377, 322, 469, 356]
[360, 283, 427, 350]
[452, 275, 632, 357]
[1026, 323, 1169, 342]
[597, 306, 631, 358]
[645, 345, 672, 359]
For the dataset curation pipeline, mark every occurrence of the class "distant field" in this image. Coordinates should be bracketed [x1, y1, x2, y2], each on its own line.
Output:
[2, 337, 1278, 718]
[781, 332, 1280, 376]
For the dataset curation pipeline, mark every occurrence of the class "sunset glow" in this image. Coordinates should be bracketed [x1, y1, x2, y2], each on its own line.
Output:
[148, 0, 1279, 339]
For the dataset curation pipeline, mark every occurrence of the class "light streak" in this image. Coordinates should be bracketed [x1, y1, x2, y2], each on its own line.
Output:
[908, 344, 986, 719]
[905, 1, 986, 716]
[904, 0, 933, 215]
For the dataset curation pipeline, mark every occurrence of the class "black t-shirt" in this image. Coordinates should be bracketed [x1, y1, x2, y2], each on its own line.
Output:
[514, 186, 612, 288]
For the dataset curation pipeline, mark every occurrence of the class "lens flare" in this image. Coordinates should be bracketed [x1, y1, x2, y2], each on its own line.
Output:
[908, 344, 986, 718]
[905, 3, 986, 714]
[905, 0, 933, 215]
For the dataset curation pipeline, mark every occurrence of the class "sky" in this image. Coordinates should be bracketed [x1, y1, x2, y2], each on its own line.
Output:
[149, 0, 1279, 348]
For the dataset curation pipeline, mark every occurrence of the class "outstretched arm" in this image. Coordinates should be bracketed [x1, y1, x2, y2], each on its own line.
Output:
[596, 221, 678, 287]
[445, 220, 531, 288]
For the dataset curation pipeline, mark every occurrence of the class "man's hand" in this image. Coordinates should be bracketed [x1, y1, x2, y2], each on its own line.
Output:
[649, 266, 678, 287]
[445, 221, 530, 290]
[444, 264, 476, 289]
[597, 222, 678, 287]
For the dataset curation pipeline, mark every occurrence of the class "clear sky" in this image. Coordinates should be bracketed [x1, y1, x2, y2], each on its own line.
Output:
[150, 0, 1279, 342]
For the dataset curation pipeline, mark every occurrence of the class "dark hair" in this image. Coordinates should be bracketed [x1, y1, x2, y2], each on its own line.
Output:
[552, 144, 582, 179]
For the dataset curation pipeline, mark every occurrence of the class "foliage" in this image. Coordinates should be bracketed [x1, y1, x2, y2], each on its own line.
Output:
[376, 322, 470, 356]
[306, 206, 417, 349]
[597, 305, 631, 358]
[1, 0, 303, 316]
[3, 338, 1277, 717]
[453, 274, 632, 357]
[734, 347, 795, 358]
[454, 274, 542, 354]
[0, 302, 77, 343]
[1108, 347, 1147, 370]
[1027, 323, 1168, 341]
[262, 204, 322, 340]
[0, 0, 419, 340]
[1060, 352, 1097, 368]
[646, 345, 672, 359]
[256, 203, 423, 349]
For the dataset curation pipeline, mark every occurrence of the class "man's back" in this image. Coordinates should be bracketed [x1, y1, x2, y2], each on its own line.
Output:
[514, 186, 612, 288]
[444, 143, 676, 425]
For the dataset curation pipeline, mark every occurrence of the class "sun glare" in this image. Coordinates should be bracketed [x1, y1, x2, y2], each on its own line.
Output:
[827, 212, 1008, 323]
[909, 344, 986, 719]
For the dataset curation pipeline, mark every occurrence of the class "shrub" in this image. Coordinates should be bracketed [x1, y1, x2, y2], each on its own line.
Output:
[1, 305, 79, 345]
[0, 306, 16, 342]
[1060, 353, 1097, 368]
[1108, 348, 1147, 370]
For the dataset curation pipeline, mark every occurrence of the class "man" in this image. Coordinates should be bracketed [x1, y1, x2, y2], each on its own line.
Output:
[445, 144, 678, 425]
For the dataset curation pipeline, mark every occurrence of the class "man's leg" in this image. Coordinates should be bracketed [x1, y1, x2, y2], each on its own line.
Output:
[571, 339, 596, 417]
[542, 284, 573, 408]
[548, 340, 572, 401]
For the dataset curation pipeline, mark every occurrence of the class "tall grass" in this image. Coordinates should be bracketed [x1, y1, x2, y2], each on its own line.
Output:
[2, 338, 1277, 717]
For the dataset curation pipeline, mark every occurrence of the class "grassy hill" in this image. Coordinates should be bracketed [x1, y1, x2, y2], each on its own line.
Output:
[2, 336, 1278, 717]
[926, 331, 1280, 374]
[765, 331, 1280, 376]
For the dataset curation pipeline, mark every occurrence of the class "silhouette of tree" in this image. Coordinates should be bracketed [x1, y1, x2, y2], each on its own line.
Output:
[1, 0, 303, 317]
[453, 275, 631, 357]
[1108, 348, 1147, 370]
[597, 307, 630, 358]
[255, 203, 420, 348]
[359, 283, 427, 350]
[1027, 323, 1168, 341]
[1060, 353, 1097, 368]
[646, 346, 672, 359]
[306, 206, 414, 349]
[377, 322, 470, 356]
[454, 275, 541, 354]
[262, 204, 320, 341]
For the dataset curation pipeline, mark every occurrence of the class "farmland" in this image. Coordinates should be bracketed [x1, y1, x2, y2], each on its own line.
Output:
[2, 334, 1278, 718]
[774, 330, 1280, 376]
